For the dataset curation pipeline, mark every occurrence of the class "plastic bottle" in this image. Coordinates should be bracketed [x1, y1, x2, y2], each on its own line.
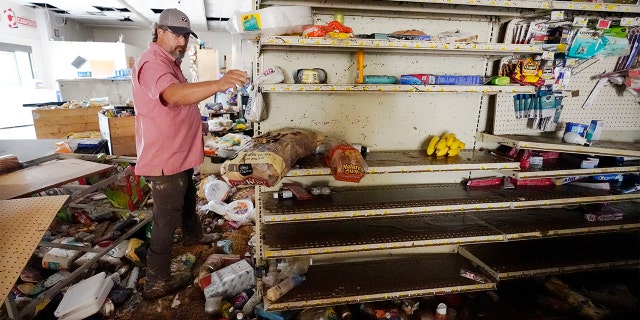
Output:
[126, 266, 139, 290]
[232, 288, 256, 309]
[198, 254, 225, 289]
[563, 131, 592, 146]
[299, 307, 337, 320]
[276, 257, 311, 281]
[273, 190, 293, 199]
[241, 290, 262, 316]
[434, 303, 447, 320]
[335, 304, 352, 320]
[356, 50, 365, 84]
[265, 274, 305, 302]
[205, 295, 223, 315]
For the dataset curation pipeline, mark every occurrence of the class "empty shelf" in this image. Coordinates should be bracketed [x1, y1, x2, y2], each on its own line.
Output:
[459, 231, 640, 280]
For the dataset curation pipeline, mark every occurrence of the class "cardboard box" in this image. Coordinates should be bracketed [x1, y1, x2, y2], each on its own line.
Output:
[203, 259, 255, 298]
[31, 107, 102, 139]
[98, 113, 136, 156]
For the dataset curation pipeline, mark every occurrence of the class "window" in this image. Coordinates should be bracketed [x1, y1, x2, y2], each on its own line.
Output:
[0, 43, 34, 87]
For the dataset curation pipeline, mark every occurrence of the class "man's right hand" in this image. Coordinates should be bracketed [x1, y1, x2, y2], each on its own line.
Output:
[219, 69, 250, 92]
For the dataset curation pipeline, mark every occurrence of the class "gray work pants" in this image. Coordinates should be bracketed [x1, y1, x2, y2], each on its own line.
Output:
[144, 168, 202, 284]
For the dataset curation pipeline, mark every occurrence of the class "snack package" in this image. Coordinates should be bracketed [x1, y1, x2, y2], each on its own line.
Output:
[322, 137, 368, 183]
[221, 128, 319, 186]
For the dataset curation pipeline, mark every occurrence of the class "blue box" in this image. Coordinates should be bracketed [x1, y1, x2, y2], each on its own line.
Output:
[431, 75, 482, 85]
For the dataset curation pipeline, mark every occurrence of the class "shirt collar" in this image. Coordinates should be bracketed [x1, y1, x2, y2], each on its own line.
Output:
[149, 42, 182, 66]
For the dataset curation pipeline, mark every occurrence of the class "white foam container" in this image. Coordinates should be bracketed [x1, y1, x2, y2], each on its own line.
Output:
[54, 272, 113, 320]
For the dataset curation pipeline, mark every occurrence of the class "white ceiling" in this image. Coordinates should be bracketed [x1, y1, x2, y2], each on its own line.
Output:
[9, 0, 252, 31]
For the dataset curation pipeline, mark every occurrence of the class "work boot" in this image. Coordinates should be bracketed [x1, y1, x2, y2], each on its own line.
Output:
[142, 271, 192, 300]
[182, 233, 221, 246]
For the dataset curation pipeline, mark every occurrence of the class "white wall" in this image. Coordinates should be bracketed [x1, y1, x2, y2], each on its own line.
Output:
[93, 28, 235, 72]
[0, 1, 57, 127]
[48, 42, 141, 81]
[40, 10, 94, 42]
[1, 1, 46, 85]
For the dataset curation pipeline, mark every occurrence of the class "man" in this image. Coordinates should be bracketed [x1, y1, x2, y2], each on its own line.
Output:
[131, 8, 248, 299]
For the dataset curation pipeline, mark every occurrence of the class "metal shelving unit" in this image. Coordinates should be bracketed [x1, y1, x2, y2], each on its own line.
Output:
[264, 254, 496, 311]
[498, 161, 640, 179]
[261, 0, 640, 13]
[255, 0, 640, 312]
[261, 183, 640, 222]
[261, 84, 536, 94]
[481, 133, 640, 157]
[286, 150, 519, 177]
[459, 231, 640, 280]
[263, 202, 640, 258]
[550, 0, 640, 13]
[260, 36, 543, 55]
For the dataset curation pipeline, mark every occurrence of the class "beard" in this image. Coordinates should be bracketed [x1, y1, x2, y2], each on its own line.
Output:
[169, 45, 186, 60]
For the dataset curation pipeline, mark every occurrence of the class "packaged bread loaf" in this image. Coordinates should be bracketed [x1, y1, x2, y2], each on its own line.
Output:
[0, 154, 22, 175]
[221, 128, 319, 186]
[322, 137, 368, 183]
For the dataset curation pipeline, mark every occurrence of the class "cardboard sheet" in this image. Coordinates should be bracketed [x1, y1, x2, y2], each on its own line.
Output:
[0, 158, 113, 200]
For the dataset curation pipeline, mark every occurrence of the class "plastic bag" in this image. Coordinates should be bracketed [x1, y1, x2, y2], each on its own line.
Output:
[221, 128, 320, 186]
[596, 36, 630, 57]
[245, 66, 284, 122]
[197, 176, 231, 201]
[567, 28, 606, 59]
[244, 85, 265, 122]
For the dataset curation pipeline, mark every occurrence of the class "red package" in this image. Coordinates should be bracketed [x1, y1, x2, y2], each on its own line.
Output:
[302, 25, 328, 37]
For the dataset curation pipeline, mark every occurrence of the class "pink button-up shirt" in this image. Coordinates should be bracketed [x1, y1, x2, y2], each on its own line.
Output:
[131, 42, 203, 176]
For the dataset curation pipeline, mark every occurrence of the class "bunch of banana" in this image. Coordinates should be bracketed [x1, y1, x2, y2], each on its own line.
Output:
[426, 132, 465, 157]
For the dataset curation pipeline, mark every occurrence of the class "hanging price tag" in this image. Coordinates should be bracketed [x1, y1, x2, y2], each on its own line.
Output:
[621, 18, 635, 27]
[542, 51, 555, 60]
[550, 11, 564, 21]
[573, 17, 588, 27]
[596, 19, 611, 29]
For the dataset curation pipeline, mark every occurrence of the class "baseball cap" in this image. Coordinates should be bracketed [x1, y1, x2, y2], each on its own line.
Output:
[158, 8, 198, 38]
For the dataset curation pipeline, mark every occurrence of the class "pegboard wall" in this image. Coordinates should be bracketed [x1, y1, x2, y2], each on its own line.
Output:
[492, 57, 640, 135]
[0, 195, 68, 303]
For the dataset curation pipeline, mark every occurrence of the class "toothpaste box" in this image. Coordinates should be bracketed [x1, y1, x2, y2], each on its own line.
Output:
[399, 74, 430, 85]
[430, 75, 483, 85]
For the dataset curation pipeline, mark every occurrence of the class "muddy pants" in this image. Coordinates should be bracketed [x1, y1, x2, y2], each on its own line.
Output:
[144, 168, 202, 284]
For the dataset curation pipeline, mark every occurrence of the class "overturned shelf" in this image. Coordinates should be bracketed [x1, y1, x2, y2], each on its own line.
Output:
[264, 253, 495, 311]
[287, 150, 519, 177]
[0, 158, 114, 200]
[260, 36, 542, 55]
[263, 202, 640, 258]
[261, 84, 536, 94]
[261, 184, 640, 222]
[481, 133, 640, 157]
[459, 231, 640, 280]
